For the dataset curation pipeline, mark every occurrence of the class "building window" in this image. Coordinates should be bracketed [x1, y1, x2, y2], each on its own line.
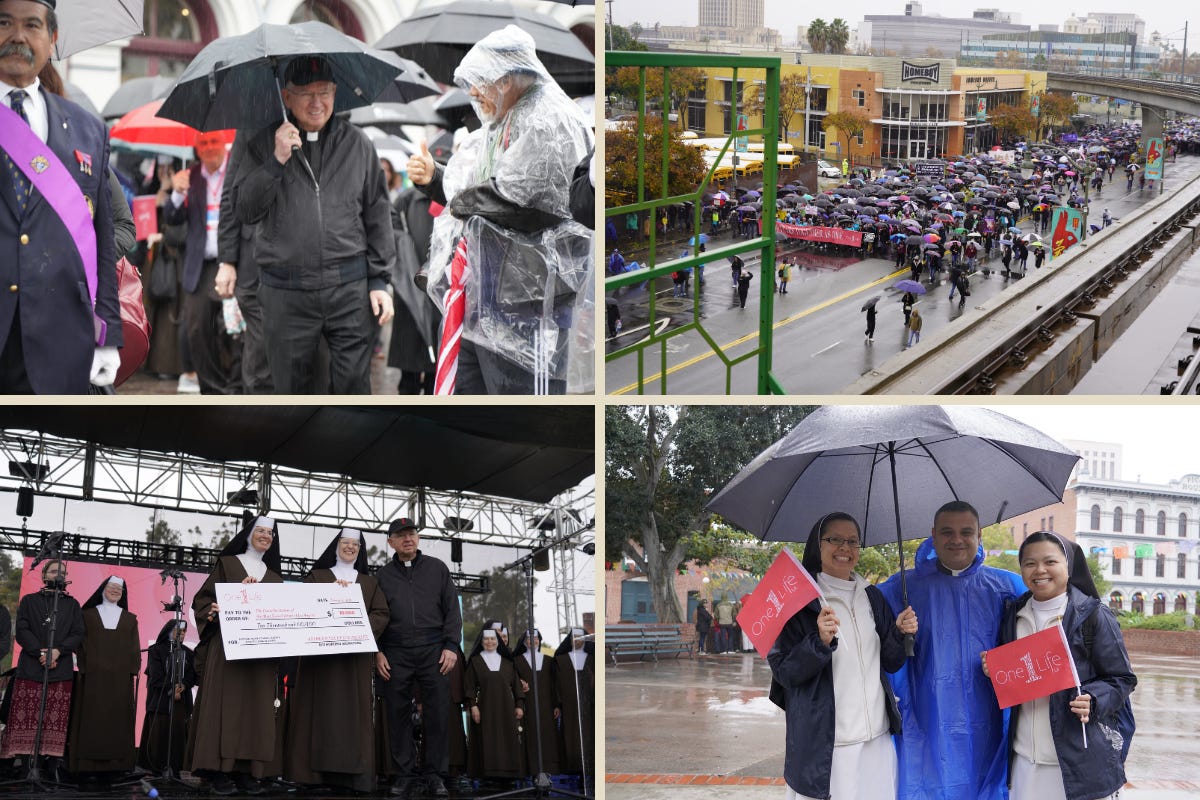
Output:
[1135, 509, 1145, 534]
[122, 0, 215, 81]
[1179, 513, 1188, 537]
[1090, 505, 1101, 530]
[1134, 557, 1143, 576]
[851, 89, 865, 106]
[1175, 593, 1188, 613]
[1111, 556, 1121, 575]
[1131, 592, 1144, 613]
[1157, 510, 1167, 536]
[1109, 591, 1123, 611]
[1112, 507, 1123, 532]
[1153, 593, 1167, 615]
[855, 131, 864, 145]
[1179, 553, 1188, 579]
[288, 0, 365, 38]
[1156, 553, 1166, 577]
[1049, 515, 1054, 532]
[1022, 522, 1028, 537]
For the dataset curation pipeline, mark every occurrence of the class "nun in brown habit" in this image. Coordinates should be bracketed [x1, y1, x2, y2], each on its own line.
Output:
[284, 528, 390, 792]
[464, 625, 525, 784]
[67, 575, 141, 776]
[511, 628, 563, 777]
[186, 516, 285, 795]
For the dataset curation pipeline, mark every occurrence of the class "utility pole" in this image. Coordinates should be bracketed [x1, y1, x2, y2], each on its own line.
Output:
[1182, 21, 1189, 83]
[606, 0, 614, 50]
[804, 66, 812, 158]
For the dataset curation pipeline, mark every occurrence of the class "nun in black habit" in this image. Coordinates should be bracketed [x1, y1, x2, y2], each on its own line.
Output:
[511, 628, 563, 777]
[186, 516, 285, 795]
[553, 628, 594, 779]
[284, 529, 390, 792]
[67, 575, 141, 776]
[138, 619, 197, 774]
[464, 624, 525, 783]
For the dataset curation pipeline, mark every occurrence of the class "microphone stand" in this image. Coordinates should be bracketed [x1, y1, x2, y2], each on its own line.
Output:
[140, 571, 193, 791]
[477, 532, 589, 800]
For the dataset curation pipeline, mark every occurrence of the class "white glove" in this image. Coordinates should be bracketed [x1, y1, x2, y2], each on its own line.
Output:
[90, 346, 120, 386]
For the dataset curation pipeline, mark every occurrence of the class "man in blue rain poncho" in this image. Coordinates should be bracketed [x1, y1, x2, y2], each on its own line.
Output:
[878, 501, 1026, 800]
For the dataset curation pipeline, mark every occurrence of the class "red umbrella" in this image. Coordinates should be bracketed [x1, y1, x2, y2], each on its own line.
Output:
[110, 99, 234, 153]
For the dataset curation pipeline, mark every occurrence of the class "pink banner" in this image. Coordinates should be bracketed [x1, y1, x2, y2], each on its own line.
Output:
[776, 222, 863, 247]
[17, 558, 208, 741]
[736, 549, 822, 659]
[132, 195, 158, 242]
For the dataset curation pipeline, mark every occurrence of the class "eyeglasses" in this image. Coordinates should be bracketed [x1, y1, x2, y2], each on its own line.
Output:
[287, 88, 335, 101]
[821, 537, 861, 550]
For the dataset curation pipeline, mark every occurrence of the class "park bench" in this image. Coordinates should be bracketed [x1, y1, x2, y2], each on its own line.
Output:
[605, 624, 694, 666]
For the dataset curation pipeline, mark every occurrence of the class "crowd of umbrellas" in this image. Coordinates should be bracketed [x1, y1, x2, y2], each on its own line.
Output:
[69, 0, 595, 162]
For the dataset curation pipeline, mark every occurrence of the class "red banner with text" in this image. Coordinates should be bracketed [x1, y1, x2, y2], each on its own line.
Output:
[775, 222, 863, 247]
[736, 549, 822, 658]
[984, 622, 1080, 709]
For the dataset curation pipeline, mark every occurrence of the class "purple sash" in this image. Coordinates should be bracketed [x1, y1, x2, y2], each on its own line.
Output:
[0, 101, 105, 345]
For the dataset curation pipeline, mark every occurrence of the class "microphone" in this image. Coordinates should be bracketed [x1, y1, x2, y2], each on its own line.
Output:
[140, 778, 159, 798]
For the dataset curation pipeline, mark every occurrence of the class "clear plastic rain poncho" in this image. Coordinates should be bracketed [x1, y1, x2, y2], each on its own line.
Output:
[426, 25, 594, 393]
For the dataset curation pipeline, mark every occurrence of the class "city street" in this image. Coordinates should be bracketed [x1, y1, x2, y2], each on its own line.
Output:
[605, 156, 1200, 395]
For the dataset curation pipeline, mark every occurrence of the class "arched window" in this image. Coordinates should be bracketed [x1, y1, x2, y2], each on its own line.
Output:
[1175, 593, 1188, 613]
[1157, 510, 1167, 536]
[1131, 592, 1144, 614]
[289, 0, 365, 39]
[1108, 591, 1123, 611]
[1153, 592, 1167, 615]
[1090, 505, 1101, 530]
[1135, 509, 1145, 534]
[1180, 513, 1188, 537]
[1112, 507, 1123, 532]
[122, 0, 218, 81]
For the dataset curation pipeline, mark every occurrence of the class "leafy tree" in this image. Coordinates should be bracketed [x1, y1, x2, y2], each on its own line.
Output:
[807, 19, 828, 54]
[146, 514, 182, 546]
[925, 47, 943, 58]
[190, 519, 240, 551]
[608, 23, 649, 53]
[604, 115, 706, 203]
[826, 19, 850, 55]
[1088, 554, 1111, 599]
[822, 110, 870, 166]
[605, 405, 816, 623]
[982, 524, 1019, 573]
[1036, 92, 1078, 139]
[987, 103, 1037, 142]
[994, 50, 1024, 68]
[608, 66, 706, 132]
[741, 73, 810, 142]
[461, 567, 533, 649]
[0, 551, 19, 670]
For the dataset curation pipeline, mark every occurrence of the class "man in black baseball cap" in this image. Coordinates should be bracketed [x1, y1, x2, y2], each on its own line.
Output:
[374, 517, 461, 798]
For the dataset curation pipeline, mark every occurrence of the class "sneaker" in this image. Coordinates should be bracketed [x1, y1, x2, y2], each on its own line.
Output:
[176, 373, 200, 394]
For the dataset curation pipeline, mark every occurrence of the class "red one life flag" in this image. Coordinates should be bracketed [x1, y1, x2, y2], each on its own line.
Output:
[737, 549, 822, 659]
[984, 622, 1080, 709]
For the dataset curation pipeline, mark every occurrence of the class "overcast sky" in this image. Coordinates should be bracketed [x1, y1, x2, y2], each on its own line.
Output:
[980, 404, 1200, 485]
[609, 0, 1191, 48]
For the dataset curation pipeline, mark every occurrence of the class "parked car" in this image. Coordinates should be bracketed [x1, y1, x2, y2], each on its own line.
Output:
[816, 159, 842, 178]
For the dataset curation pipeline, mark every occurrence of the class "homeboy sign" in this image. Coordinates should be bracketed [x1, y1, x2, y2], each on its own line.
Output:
[901, 62, 940, 83]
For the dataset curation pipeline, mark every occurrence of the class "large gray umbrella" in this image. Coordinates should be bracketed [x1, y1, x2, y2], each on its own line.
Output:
[100, 75, 175, 120]
[433, 88, 480, 132]
[345, 99, 450, 130]
[157, 21, 405, 132]
[706, 405, 1079, 654]
[375, 0, 594, 94]
[53, 0, 144, 60]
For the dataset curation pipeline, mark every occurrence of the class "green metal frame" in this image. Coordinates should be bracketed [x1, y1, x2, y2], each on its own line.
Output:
[605, 52, 782, 395]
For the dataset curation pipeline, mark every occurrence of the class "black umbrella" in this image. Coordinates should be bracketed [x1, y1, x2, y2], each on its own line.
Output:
[706, 405, 1079, 656]
[375, 0, 594, 94]
[100, 75, 175, 120]
[345, 99, 450, 131]
[157, 21, 405, 132]
[373, 56, 442, 104]
[860, 294, 881, 311]
[433, 87, 480, 131]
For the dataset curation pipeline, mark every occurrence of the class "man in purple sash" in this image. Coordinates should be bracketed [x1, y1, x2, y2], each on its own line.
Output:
[0, 0, 121, 393]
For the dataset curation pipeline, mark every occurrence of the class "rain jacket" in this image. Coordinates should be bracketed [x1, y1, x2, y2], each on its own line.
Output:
[877, 538, 1026, 800]
[767, 585, 904, 800]
[1000, 586, 1135, 800]
[422, 26, 594, 393]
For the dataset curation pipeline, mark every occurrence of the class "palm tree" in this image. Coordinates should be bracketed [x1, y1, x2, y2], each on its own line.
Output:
[807, 19, 828, 55]
[827, 19, 850, 55]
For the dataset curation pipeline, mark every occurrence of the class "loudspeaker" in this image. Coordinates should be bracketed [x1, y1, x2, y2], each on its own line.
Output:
[16, 486, 33, 518]
[533, 548, 551, 572]
[450, 539, 463, 563]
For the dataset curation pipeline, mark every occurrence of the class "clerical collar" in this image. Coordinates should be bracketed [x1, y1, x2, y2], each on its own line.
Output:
[306, 130, 319, 142]
[403, 560, 413, 567]
[936, 560, 967, 577]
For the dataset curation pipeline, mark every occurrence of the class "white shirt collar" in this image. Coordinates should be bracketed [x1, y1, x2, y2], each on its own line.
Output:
[1, 77, 49, 143]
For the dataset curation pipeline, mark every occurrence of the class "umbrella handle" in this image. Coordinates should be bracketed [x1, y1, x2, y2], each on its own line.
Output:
[274, 74, 301, 156]
[903, 632, 914, 658]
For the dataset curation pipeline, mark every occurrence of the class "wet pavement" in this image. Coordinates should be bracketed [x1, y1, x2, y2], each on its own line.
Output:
[605, 651, 1200, 797]
[606, 156, 1200, 396]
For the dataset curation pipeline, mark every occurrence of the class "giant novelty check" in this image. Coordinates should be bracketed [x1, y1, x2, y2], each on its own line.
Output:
[216, 582, 377, 660]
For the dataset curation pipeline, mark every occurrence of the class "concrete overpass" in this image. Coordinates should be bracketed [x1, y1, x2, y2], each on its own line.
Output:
[1047, 73, 1200, 147]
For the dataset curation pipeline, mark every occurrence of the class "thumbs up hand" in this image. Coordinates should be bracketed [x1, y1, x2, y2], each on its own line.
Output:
[407, 140, 436, 186]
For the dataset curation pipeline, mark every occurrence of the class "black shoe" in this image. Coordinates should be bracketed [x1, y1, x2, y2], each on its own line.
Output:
[234, 775, 267, 796]
[209, 774, 237, 796]
[427, 777, 449, 797]
[450, 776, 474, 795]
[390, 778, 412, 798]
